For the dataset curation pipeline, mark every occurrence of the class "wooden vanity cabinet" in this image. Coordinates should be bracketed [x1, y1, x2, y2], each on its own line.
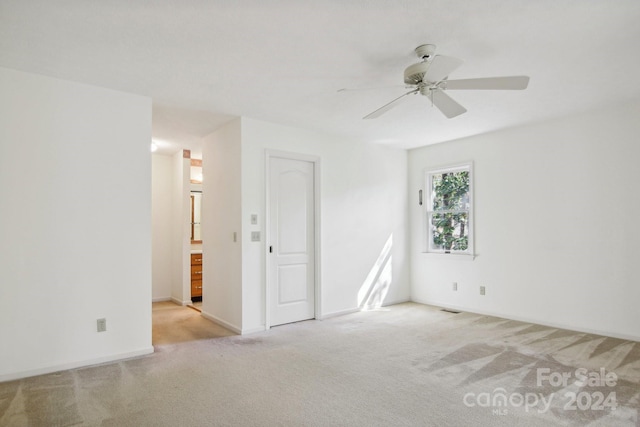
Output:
[191, 253, 203, 298]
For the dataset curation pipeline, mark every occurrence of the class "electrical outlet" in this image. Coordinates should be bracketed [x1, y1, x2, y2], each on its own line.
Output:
[251, 231, 261, 242]
[97, 318, 107, 332]
[452, 282, 458, 291]
[480, 286, 486, 296]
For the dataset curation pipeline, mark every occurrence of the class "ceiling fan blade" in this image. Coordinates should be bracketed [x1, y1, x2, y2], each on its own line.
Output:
[338, 85, 409, 92]
[363, 89, 419, 119]
[430, 89, 467, 118]
[444, 76, 530, 90]
[424, 55, 464, 83]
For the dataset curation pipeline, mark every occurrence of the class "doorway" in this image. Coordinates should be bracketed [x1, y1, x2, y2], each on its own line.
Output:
[266, 152, 320, 328]
[189, 159, 203, 310]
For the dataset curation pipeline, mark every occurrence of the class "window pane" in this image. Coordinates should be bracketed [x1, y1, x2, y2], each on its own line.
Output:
[429, 212, 469, 252]
[431, 171, 470, 211]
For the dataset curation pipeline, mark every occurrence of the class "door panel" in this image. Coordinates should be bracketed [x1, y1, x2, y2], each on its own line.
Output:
[277, 264, 308, 304]
[277, 170, 308, 254]
[269, 157, 315, 327]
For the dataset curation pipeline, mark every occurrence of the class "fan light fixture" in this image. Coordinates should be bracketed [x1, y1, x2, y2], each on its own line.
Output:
[342, 44, 530, 120]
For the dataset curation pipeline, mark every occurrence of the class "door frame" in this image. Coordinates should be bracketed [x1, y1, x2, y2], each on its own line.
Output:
[265, 149, 321, 330]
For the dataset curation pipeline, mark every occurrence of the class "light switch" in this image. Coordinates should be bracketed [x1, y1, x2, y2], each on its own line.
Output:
[250, 214, 258, 225]
[251, 231, 261, 242]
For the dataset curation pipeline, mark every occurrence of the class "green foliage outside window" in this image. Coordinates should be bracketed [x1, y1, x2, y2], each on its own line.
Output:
[430, 170, 470, 252]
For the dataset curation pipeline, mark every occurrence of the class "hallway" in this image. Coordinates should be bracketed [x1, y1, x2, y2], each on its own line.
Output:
[152, 301, 235, 345]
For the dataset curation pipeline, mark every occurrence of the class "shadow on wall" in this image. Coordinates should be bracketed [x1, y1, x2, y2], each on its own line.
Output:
[358, 234, 392, 310]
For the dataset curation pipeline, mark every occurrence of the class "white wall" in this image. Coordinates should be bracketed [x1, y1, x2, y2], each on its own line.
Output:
[152, 151, 191, 304]
[200, 117, 410, 334]
[240, 118, 410, 333]
[201, 119, 243, 332]
[409, 100, 640, 341]
[171, 150, 191, 304]
[151, 153, 173, 301]
[0, 67, 153, 381]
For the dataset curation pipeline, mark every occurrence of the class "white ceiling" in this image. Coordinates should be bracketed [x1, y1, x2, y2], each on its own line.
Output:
[2, 0, 640, 154]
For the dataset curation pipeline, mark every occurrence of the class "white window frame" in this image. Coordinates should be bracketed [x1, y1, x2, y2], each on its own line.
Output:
[424, 162, 474, 258]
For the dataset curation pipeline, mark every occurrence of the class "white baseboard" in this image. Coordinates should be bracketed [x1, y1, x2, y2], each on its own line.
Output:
[321, 298, 411, 320]
[197, 316, 264, 336]
[411, 297, 640, 343]
[152, 297, 171, 302]
[170, 297, 191, 306]
[321, 307, 359, 319]
[0, 347, 154, 383]
[201, 311, 241, 335]
[201, 298, 409, 334]
[241, 325, 267, 335]
[382, 297, 411, 307]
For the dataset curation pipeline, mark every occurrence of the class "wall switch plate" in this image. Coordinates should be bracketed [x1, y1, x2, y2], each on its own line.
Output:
[480, 286, 486, 296]
[452, 282, 458, 291]
[250, 214, 258, 225]
[251, 231, 260, 242]
[97, 318, 107, 332]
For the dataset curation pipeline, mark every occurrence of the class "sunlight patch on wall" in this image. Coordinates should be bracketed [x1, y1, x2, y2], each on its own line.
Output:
[357, 234, 393, 310]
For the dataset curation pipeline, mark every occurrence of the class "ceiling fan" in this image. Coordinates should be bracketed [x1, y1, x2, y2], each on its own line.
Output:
[344, 44, 530, 119]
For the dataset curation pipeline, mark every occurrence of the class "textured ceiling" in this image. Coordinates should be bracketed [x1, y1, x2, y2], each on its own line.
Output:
[2, 0, 640, 153]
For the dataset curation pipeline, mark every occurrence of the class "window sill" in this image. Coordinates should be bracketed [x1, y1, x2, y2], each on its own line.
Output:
[421, 252, 476, 261]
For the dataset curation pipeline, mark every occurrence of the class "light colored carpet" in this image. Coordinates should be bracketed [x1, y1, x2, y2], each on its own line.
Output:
[1, 303, 638, 426]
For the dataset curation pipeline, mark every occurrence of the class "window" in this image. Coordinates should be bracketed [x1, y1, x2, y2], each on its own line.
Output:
[425, 164, 473, 254]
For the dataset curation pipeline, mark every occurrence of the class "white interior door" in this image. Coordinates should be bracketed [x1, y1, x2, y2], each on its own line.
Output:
[268, 156, 315, 327]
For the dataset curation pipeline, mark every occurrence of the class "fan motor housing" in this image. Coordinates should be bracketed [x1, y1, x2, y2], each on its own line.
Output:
[415, 44, 436, 60]
[404, 62, 431, 85]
